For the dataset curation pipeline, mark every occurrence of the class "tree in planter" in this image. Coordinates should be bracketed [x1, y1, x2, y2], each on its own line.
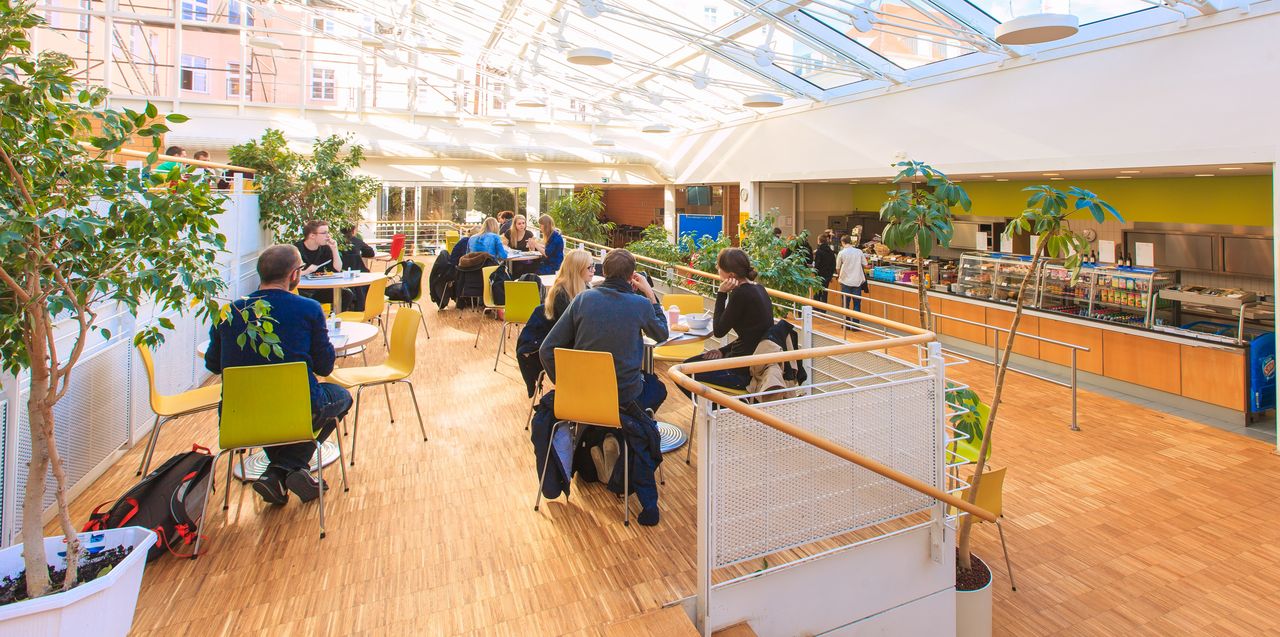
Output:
[956, 185, 1121, 574]
[738, 215, 822, 317]
[548, 186, 614, 245]
[228, 130, 380, 243]
[0, 2, 226, 597]
[879, 161, 972, 328]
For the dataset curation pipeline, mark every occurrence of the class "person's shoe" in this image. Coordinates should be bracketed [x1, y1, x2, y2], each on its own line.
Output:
[252, 468, 289, 505]
[602, 435, 620, 481]
[285, 469, 329, 503]
[638, 507, 660, 526]
[589, 445, 608, 484]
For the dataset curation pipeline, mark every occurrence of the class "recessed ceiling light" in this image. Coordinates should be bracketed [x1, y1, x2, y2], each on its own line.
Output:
[1042, 172, 1060, 176]
[849, 180, 860, 183]
[566, 47, 613, 65]
[979, 175, 994, 178]
[591, 137, 616, 147]
[742, 93, 784, 108]
[1194, 174, 1215, 177]
[491, 118, 516, 127]
[1115, 176, 1132, 179]
[1218, 166, 1243, 171]
[641, 123, 671, 134]
[1119, 170, 1141, 174]
[994, 13, 1080, 46]
[248, 35, 284, 50]
[996, 178, 1009, 182]
[1049, 177, 1065, 181]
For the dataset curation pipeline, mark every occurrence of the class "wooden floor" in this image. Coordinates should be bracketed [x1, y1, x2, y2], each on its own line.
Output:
[50, 305, 1280, 636]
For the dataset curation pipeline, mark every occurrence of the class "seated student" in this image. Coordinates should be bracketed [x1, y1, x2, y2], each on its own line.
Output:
[154, 145, 186, 173]
[497, 210, 516, 235]
[681, 248, 775, 394]
[205, 244, 351, 504]
[293, 219, 351, 310]
[339, 226, 376, 311]
[467, 217, 509, 262]
[544, 249, 594, 324]
[504, 214, 537, 276]
[534, 214, 565, 276]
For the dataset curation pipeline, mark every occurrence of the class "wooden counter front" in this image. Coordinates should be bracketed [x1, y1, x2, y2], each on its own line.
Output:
[1038, 318, 1104, 375]
[1180, 345, 1246, 411]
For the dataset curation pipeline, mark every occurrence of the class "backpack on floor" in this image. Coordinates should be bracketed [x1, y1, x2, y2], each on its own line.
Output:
[83, 445, 215, 561]
[764, 319, 808, 386]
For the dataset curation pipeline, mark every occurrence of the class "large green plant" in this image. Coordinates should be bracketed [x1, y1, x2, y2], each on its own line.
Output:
[626, 224, 729, 287]
[229, 130, 380, 243]
[739, 215, 821, 317]
[548, 186, 614, 245]
[956, 185, 1121, 575]
[0, 1, 225, 597]
[879, 160, 972, 328]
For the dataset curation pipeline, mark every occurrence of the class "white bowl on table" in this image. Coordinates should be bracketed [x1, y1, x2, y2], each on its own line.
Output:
[684, 313, 712, 330]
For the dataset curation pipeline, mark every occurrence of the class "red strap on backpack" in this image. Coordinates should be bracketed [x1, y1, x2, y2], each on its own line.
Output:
[81, 501, 113, 532]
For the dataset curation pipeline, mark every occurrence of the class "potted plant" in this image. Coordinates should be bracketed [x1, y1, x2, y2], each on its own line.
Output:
[547, 186, 615, 245]
[954, 185, 1121, 634]
[879, 161, 972, 328]
[0, 2, 225, 629]
[228, 129, 380, 243]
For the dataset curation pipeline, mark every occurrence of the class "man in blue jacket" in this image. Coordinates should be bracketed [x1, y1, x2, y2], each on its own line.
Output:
[205, 244, 352, 505]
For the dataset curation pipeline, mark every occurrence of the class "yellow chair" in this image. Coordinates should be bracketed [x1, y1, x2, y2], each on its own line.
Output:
[385, 260, 431, 340]
[949, 402, 992, 465]
[473, 265, 504, 348]
[326, 307, 427, 465]
[338, 277, 389, 348]
[136, 343, 223, 476]
[493, 280, 541, 371]
[652, 293, 709, 362]
[684, 381, 747, 465]
[193, 361, 348, 557]
[444, 230, 460, 254]
[534, 349, 639, 526]
[953, 466, 1017, 591]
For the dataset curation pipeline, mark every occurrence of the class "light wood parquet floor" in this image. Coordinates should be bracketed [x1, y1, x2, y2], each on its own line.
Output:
[48, 305, 1280, 636]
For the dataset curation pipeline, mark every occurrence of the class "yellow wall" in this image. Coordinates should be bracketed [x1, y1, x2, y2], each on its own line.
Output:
[852, 175, 1272, 227]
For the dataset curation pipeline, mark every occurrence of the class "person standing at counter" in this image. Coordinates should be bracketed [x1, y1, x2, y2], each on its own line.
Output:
[835, 235, 867, 319]
[813, 231, 837, 305]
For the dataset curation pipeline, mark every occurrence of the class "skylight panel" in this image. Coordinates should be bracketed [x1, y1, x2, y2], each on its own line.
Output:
[805, 1, 980, 70]
[961, 0, 1155, 25]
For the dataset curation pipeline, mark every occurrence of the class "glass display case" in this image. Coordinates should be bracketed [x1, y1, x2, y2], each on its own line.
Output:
[955, 252, 1041, 305]
[1085, 266, 1177, 328]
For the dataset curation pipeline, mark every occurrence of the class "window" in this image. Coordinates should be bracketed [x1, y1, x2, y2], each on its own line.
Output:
[311, 67, 335, 100]
[77, 0, 89, 43]
[704, 6, 717, 27]
[312, 14, 334, 33]
[228, 0, 253, 26]
[226, 62, 251, 98]
[180, 54, 209, 93]
[181, 0, 208, 22]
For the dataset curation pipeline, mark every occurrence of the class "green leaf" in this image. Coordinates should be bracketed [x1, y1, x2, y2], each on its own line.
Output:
[258, 342, 270, 358]
[165, 113, 190, 123]
[236, 333, 247, 349]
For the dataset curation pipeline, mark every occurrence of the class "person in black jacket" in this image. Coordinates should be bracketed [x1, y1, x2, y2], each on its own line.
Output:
[680, 248, 774, 395]
[339, 226, 376, 311]
[813, 230, 837, 305]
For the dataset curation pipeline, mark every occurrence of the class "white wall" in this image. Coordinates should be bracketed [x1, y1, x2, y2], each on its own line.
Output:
[799, 184, 855, 240]
[668, 7, 1280, 183]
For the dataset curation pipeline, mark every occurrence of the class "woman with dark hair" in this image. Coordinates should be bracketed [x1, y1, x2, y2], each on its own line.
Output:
[813, 230, 837, 304]
[681, 248, 774, 393]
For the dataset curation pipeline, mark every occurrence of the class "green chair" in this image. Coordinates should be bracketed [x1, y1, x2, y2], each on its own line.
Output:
[193, 362, 348, 557]
[949, 402, 992, 464]
[493, 280, 541, 371]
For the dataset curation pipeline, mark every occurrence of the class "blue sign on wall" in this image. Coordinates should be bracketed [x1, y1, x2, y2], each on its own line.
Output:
[678, 214, 723, 244]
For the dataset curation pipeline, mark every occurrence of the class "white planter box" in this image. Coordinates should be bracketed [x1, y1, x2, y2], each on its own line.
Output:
[956, 555, 993, 637]
[0, 526, 157, 637]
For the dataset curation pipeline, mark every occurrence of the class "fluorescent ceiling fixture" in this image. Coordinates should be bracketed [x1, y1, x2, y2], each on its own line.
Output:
[1218, 167, 1243, 171]
[513, 93, 547, 108]
[979, 175, 994, 178]
[491, 119, 516, 127]
[641, 123, 671, 134]
[996, 179, 1009, 182]
[994, 14, 1080, 46]
[591, 137, 616, 147]
[566, 47, 613, 65]
[742, 93, 784, 108]
[1049, 177, 1065, 180]
[1119, 170, 1142, 174]
[1194, 174, 1214, 177]
[1116, 176, 1132, 179]
[248, 35, 284, 50]
[1042, 172, 1060, 176]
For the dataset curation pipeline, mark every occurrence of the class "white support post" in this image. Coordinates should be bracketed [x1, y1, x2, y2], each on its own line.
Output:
[695, 394, 712, 635]
[664, 184, 677, 239]
[928, 341, 947, 563]
[801, 305, 814, 396]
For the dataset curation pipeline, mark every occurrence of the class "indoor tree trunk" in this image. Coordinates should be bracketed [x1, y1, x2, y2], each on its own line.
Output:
[956, 240, 1047, 572]
[21, 329, 53, 597]
[915, 246, 930, 330]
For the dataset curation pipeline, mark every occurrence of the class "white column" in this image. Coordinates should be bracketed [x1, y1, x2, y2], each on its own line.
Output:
[740, 180, 758, 220]
[664, 184, 677, 240]
[526, 178, 541, 219]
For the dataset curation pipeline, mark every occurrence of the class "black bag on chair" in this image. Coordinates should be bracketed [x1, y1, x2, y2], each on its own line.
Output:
[385, 260, 423, 303]
[489, 264, 513, 306]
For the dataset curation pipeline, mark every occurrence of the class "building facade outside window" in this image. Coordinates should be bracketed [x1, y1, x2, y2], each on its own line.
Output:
[77, 0, 89, 43]
[228, 0, 253, 26]
[226, 62, 251, 98]
[311, 67, 335, 100]
[181, 0, 209, 22]
[180, 54, 209, 93]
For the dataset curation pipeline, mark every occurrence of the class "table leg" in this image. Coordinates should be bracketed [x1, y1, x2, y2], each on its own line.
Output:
[333, 288, 343, 314]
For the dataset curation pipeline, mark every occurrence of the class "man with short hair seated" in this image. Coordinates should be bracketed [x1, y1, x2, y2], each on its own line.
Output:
[538, 249, 668, 525]
[205, 244, 352, 504]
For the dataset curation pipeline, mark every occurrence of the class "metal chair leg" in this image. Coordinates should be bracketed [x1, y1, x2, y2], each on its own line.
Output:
[533, 422, 564, 512]
[193, 450, 227, 559]
[238, 450, 247, 484]
[622, 439, 630, 527]
[137, 414, 164, 476]
[997, 519, 1017, 591]
[493, 322, 506, 371]
[413, 302, 430, 339]
[404, 381, 428, 441]
[332, 418, 349, 491]
[315, 441, 326, 539]
[526, 372, 544, 431]
[382, 383, 395, 424]
[350, 385, 365, 466]
[685, 407, 696, 465]
[222, 452, 234, 510]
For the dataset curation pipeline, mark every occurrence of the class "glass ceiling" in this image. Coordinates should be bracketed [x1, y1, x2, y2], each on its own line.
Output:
[31, 0, 1256, 131]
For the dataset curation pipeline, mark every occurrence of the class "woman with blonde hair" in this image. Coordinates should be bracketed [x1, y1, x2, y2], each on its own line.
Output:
[544, 248, 594, 322]
[467, 216, 508, 261]
[504, 214, 534, 250]
[535, 214, 565, 275]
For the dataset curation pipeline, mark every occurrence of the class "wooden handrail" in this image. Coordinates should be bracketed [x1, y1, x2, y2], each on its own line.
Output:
[78, 142, 255, 174]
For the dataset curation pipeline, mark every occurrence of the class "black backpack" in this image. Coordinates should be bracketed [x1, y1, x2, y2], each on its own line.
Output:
[765, 319, 808, 386]
[385, 260, 424, 303]
[83, 445, 214, 560]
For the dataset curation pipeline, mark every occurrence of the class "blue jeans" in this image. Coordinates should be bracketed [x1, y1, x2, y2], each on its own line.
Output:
[841, 284, 863, 321]
[265, 382, 352, 472]
[632, 372, 668, 414]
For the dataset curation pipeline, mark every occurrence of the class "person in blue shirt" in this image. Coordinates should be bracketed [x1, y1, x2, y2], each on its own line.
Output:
[467, 216, 508, 261]
[205, 244, 352, 505]
[535, 214, 565, 275]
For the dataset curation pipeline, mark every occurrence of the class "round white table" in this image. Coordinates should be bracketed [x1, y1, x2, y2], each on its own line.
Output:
[506, 250, 542, 262]
[197, 321, 379, 481]
[297, 271, 387, 315]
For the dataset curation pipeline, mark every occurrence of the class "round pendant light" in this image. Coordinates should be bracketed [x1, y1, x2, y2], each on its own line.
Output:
[994, 13, 1080, 46]
[742, 93, 784, 108]
[591, 137, 616, 147]
[641, 123, 671, 134]
[513, 93, 547, 108]
[248, 35, 284, 50]
[566, 47, 614, 65]
[491, 118, 516, 127]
